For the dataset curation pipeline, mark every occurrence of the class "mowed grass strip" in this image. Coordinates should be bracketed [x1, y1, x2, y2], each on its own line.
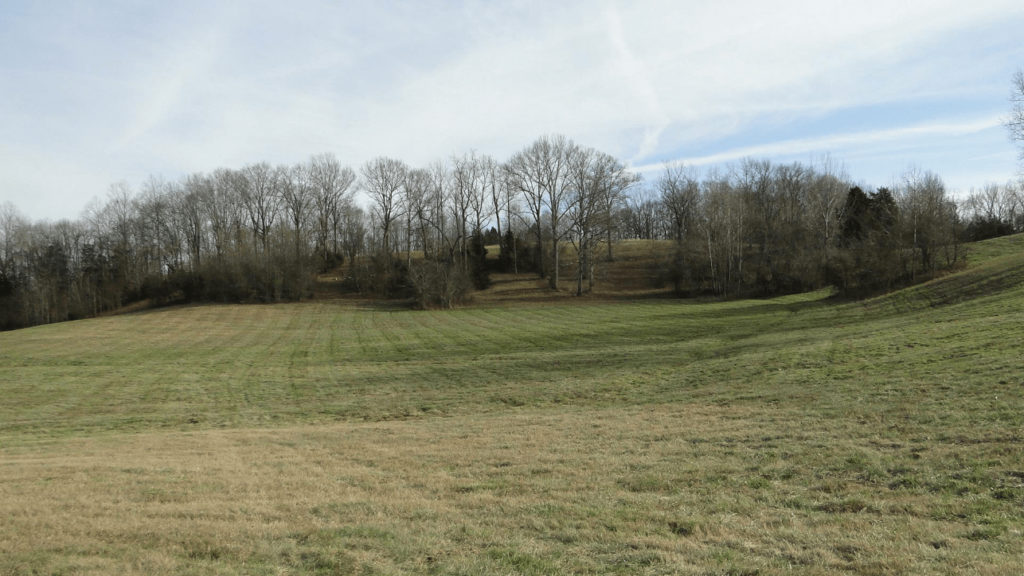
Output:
[0, 297, 783, 435]
[2, 281, 1020, 439]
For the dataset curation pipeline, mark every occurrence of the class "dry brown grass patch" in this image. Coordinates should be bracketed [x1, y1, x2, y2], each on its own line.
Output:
[2, 404, 1020, 574]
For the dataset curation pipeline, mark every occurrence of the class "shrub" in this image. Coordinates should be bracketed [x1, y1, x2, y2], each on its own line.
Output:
[351, 252, 409, 298]
[408, 260, 472, 309]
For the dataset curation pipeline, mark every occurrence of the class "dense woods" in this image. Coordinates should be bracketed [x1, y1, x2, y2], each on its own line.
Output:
[1, 135, 1021, 330]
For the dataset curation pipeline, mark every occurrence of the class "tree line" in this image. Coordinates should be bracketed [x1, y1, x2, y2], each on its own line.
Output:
[619, 161, 991, 297]
[1, 135, 1020, 330]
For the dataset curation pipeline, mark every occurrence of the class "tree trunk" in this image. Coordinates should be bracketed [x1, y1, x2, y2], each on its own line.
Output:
[550, 235, 559, 290]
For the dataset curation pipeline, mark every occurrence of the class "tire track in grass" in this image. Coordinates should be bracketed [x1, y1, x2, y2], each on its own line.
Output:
[123, 319, 175, 416]
[325, 304, 402, 411]
[371, 309, 415, 360]
[520, 303, 612, 354]
[463, 305, 587, 377]
[404, 309, 467, 357]
[476, 306, 543, 355]
[351, 307, 382, 360]
[132, 306, 215, 417]
[330, 306, 421, 414]
[201, 306, 260, 425]
[467, 305, 587, 389]
[301, 303, 339, 405]
[459, 304, 629, 398]
[183, 306, 257, 422]
[3, 271, 1022, 438]
[456, 303, 540, 352]
[68, 313, 173, 429]
[489, 301, 709, 396]
[499, 305, 575, 351]
[376, 305, 602, 413]
[301, 303, 358, 411]
[0, 321, 94, 431]
[426, 307, 512, 394]
[2, 301, 716, 432]
[375, 309, 484, 405]
[395, 309, 496, 415]
[455, 307, 516, 356]
[202, 304, 296, 426]
[7, 307, 197, 432]
[322, 303, 375, 374]
[462, 306, 559, 400]
[283, 304, 315, 402]
[313, 302, 363, 363]
[497, 306, 561, 354]
[260, 305, 312, 416]
[313, 304, 347, 415]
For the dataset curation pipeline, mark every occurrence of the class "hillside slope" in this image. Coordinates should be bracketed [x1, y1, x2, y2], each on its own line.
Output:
[868, 233, 1024, 312]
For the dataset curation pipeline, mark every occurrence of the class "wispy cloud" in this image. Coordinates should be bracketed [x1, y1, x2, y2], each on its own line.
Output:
[602, 2, 669, 163]
[634, 115, 1006, 172]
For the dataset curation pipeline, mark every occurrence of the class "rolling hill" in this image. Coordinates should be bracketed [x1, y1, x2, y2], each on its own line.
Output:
[0, 234, 1022, 575]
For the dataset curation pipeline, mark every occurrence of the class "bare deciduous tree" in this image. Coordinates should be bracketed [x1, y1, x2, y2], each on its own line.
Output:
[450, 152, 480, 267]
[239, 162, 281, 255]
[568, 147, 639, 294]
[505, 147, 547, 278]
[658, 164, 700, 294]
[280, 164, 313, 262]
[361, 157, 408, 258]
[465, 152, 495, 239]
[1007, 68, 1024, 164]
[180, 173, 211, 271]
[307, 153, 356, 268]
[807, 156, 848, 255]
[622, 187, 660, 240]
[506, 135, 576, 288]
[0, 202, 23, 271]
[429, 161, 453, 260]
[487, 157, 508, 257]
[207, 168, 243, 261]
[899, 168, 959, 278]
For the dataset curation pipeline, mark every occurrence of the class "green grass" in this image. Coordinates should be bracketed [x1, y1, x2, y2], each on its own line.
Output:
[962, 232, 1024, 266]
[1, 234, 1023, 574]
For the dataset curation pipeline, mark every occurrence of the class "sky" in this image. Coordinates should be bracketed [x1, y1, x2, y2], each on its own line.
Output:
[2, 0, 1023, 222]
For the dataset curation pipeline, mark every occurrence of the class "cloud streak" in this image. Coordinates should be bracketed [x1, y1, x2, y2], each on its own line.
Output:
[636, 115, 1005, 172]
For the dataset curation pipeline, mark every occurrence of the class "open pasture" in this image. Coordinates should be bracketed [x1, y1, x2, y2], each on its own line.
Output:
[1, 237, 1022, 574]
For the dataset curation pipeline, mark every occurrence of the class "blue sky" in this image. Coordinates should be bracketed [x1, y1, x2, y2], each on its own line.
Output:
[2, 0, 1023, 221]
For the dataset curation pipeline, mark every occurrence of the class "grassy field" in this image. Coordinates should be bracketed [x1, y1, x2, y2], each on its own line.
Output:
[0, 236, 1022, 575]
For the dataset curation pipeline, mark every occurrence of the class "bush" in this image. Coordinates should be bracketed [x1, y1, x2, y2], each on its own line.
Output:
[196, 262, 248, 302]
[351, 252, 409, 298]
[408, 260, 472, 309]
[316, 251, 345, 274]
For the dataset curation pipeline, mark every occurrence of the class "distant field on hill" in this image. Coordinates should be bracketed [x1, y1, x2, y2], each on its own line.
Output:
[0, 235, 1022, 575]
